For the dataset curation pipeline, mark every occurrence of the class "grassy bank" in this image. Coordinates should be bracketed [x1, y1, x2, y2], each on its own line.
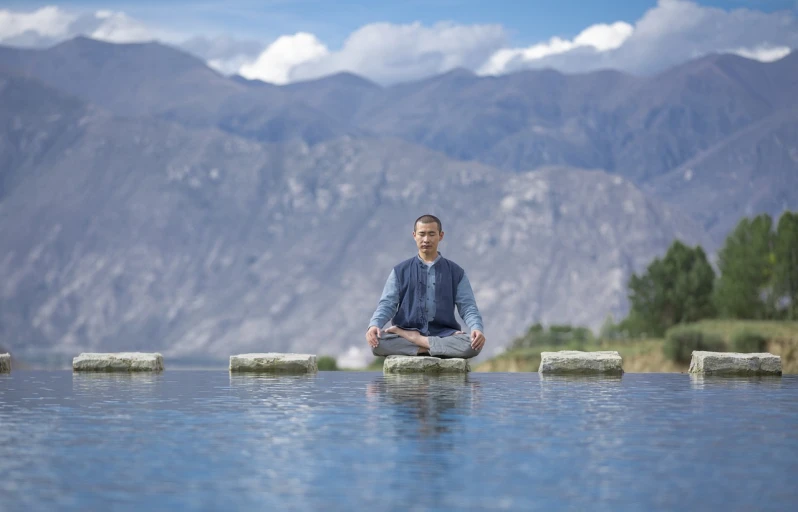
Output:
[475, 320, 798, 373]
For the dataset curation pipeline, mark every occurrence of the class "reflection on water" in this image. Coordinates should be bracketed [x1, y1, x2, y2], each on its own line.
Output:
[366, 374, 478, 438]
[72, 371, 163, 394]
[539, 374, 624, 384]
[0, 371, 797, 511]
[689, 374, 784, 390]
[229, 372, 318, 389]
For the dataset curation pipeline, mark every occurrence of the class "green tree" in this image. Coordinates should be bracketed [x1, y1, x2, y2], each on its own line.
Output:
[714, 214, 776, 319]
[509, 323, 595, 350]
[627, 240, 716, 336]
[774, 212, 798, 319]
[663, 326, 726, 363]
[317, 356, 339, 371]
[599, 314, 619, 339]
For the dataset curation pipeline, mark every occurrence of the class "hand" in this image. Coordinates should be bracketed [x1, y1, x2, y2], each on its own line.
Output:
[366, 326, 381, 348]
[470, 330, 485, 351]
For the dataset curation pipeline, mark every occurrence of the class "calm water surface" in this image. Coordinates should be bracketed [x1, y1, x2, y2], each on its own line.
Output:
[1, 371, 797, 511]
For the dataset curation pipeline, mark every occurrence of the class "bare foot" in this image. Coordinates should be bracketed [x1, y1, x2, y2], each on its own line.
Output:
[384, 326, 430, 350]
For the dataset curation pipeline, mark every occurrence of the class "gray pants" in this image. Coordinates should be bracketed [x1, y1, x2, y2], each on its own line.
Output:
[372, 332, 480, 359]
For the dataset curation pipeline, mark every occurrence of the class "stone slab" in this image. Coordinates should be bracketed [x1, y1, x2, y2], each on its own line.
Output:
[383, 355, 470, 374]
[538, 350, 624, 375]
[0, 353, 10, 373]
[72, 352, 164, 372]
[688, 351, 782, 376]
[229, 353, 318, 373]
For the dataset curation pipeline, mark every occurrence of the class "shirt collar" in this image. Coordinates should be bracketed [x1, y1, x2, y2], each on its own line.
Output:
[417, 252, 442, 266]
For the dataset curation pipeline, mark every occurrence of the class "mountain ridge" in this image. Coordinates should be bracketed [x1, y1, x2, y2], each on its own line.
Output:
[0, 72, 712, 362]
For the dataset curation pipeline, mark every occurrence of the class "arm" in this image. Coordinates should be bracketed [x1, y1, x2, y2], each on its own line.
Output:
[369, 269, 400, 330]
[455, 273, 484, 333]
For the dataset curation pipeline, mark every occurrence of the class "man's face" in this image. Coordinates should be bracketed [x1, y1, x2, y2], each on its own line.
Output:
[413, 221, 443, 255]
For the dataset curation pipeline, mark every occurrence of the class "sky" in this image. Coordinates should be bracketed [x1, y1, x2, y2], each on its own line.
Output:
[1, 0, 797, 84]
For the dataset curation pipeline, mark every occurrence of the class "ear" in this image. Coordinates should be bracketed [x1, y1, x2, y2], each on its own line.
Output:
[439, 231, 444, 240]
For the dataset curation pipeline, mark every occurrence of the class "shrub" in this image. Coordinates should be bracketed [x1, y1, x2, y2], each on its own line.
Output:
[664, 327, 726, 363]
[509, 323, 595, 350]
[317, 356, 339, 371]
[366, 356, 385, 371]
[731, 330, 768, 353]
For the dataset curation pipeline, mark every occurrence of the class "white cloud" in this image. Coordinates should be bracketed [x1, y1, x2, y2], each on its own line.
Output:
[0, 6, 76, 40]
[0, 6, 171, 48]
[574, 21, 635, 51]
[731, 45, 792, 62]
[181, 35, 264, 75]
[482, 0, 798, 76]
[89, 11, 154, 43]
[239, 32, 329, 84]
[236, 21, 505, 85]
[479, 22, 632, 75]
[0, 1, 795, 85]
[287, 21, 506, 84]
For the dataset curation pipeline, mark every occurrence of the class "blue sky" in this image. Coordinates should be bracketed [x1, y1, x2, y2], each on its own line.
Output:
[1, 1, 796, 84]
[5, 0, 797, 46]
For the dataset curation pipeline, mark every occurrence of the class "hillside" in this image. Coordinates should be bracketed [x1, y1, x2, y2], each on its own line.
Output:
[0, 73, 710, 364]
[475, 320, 798, 373]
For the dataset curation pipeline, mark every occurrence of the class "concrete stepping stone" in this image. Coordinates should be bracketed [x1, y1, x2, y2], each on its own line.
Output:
[688, 351, 782, 376]
[72, 352, 164, 372]
[0, 353, 10, 373]
[229, 353, 318, 373]
[538, 350, 624, 375]
[383, 355, 470, 374]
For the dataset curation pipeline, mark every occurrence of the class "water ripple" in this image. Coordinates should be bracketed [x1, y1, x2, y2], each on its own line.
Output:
[0, 371, 796, 511]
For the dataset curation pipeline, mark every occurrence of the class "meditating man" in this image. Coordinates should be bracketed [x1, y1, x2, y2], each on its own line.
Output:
[366, 214, 485, 358]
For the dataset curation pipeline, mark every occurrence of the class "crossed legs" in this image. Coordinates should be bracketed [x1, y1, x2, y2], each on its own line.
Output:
[371, 326, 481, 359]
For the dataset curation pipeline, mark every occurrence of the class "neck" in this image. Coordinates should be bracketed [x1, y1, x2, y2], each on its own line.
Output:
[418, 251, 438, 263]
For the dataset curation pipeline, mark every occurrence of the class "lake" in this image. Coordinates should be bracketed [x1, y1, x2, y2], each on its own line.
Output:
[1, 371, 797, 511]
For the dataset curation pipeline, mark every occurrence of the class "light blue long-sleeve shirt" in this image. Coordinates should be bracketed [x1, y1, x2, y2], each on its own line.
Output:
[368, 253, 484, 333]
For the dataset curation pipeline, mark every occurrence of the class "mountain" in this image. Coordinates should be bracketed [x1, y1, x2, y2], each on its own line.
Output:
[356, 52, 798, 182]
[0, 71, 97, 202]
[354, 67, 635, 170]
[0, 73, 710, 364]
[0, 37, 355, 144]
[647, 104, 798, 241]
[603, 53, 797, 182]
[2, 38, 796, 364]
[2, 38, 795, 194]
[0, 36, 244, 116]
[282, 72, 382, 121]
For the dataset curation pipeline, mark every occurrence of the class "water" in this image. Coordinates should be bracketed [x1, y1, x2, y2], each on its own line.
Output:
[1, 371, 796, 511]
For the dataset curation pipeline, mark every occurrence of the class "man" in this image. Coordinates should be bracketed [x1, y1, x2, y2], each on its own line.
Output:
[366, 214, 486, 358]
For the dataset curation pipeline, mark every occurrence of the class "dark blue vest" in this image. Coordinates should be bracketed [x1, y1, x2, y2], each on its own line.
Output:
[392, 255, 465, 337]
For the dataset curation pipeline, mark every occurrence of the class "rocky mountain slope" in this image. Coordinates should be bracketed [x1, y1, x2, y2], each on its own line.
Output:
[0, 71, 710, 363]
[1, 38, 796, 364]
